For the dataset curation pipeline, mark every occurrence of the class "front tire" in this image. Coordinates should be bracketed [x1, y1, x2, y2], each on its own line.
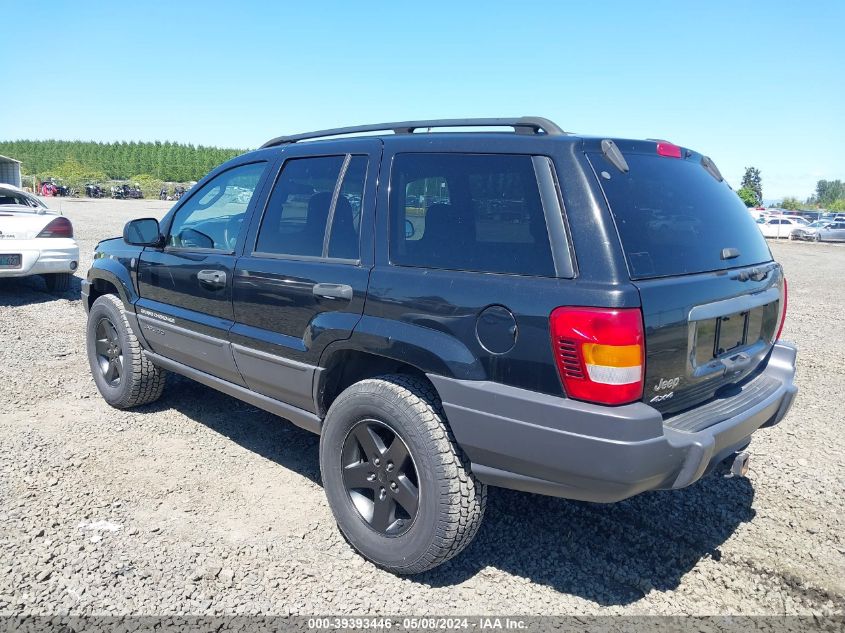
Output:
[44, 272, 71, 293]
[86, 294, 167, 408]
[320, 374, 486, 574]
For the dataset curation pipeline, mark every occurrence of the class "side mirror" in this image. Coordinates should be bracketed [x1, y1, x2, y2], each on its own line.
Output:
[405, 218, 416, 239]
[123, 218, 162, 247]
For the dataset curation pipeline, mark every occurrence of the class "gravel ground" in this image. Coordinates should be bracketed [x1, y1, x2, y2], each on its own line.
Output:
[0, 198, 843, 616]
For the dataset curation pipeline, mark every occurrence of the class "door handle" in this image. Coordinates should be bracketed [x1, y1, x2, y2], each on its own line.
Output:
[197, 269, 227, 288]
[312, 283, 353, 301]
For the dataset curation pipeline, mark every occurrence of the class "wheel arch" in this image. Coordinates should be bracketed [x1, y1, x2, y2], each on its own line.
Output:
[314, 318, 486, 417]
[86, 262, 136, 311]
[315, 348, 434, 418]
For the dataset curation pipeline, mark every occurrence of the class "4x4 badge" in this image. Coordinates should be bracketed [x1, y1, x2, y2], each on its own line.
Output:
[650, 392, 675, 403]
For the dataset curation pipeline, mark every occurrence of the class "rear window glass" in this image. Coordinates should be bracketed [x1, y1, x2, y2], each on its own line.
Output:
[589, 152, 772, 279]
[389, 153, 555, 276]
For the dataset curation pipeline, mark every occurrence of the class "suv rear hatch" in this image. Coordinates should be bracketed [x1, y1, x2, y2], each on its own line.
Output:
[586, 140, 786, 419]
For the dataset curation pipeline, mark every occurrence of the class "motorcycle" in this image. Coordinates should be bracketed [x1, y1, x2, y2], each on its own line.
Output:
[173, 185, 186, 200]
[112, 184, 144, 199]
[85, 184, 105, 198]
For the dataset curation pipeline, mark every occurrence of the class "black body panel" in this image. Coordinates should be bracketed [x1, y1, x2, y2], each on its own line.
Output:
[84, 124, 797, 505]
[230, 139, 381, 412]
[634, 264, 783, 415]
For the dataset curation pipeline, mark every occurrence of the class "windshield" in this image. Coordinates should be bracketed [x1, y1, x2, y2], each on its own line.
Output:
[588, 152, 773, 280]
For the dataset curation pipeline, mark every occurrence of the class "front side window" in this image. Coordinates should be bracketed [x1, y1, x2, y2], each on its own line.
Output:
[389, 153, 555, 276]
[255, 155, 366, 259]
[167, 162, 266, 251]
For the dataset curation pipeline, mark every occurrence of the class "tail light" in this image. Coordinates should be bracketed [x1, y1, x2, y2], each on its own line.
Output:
[775, 278, 788, 341]
[37, 217, 74, 238]
[550, 307, 645, 406]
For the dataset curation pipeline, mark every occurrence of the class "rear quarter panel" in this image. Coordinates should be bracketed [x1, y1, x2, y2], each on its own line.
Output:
[359, 136, 640, 395]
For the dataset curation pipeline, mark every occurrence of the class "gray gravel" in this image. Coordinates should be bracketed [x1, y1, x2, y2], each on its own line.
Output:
[0, 198, 843, 616]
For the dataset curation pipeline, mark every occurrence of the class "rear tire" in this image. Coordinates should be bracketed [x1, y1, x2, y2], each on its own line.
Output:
[320, 374, 486, 574]
[86, 294, 167, 408]
[44, 272, 71, 293]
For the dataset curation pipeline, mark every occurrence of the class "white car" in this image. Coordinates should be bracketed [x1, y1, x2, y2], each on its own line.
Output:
[755, 216, 805, 239]
[0, 184, 79, 291]
[782, 215, 810, 226]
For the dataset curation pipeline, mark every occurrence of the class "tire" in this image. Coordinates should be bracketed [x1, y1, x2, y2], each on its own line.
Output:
[815, 233, 821, 242]
[44, 272, 71, 293]
[86, 294, 167, 408]
[320, 374, 486, 574]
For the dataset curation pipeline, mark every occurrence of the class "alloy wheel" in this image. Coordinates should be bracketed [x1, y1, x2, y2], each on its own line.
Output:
[94, 318, 124, 387]
[340, 419, 419, 536]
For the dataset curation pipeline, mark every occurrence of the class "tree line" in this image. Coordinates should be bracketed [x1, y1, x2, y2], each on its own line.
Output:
[0, 139, 245, 185]
[736, 167, 845, 212]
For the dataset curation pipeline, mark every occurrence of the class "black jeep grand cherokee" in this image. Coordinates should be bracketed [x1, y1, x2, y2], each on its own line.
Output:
[83, 117, 797, 574]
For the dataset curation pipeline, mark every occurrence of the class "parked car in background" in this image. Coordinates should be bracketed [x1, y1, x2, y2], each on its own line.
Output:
[0, 184, 79, 291]
[811, 222, 845, 242]
[756, 216, 804, 238]
[748, 207, 771, 221]
[791, 210, 822, 222]
[782, 215, 810, 226]
[790, 220, 833, 241]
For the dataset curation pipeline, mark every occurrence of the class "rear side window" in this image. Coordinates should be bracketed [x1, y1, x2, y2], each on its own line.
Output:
[389, 153, 555, 276]
[589, 152, 772, 279]
[255, 155, 366, 259]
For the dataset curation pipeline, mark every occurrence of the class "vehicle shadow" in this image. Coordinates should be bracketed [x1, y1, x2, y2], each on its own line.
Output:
[144, 375, 322, 485]
[143, 375, 755, 606]
[418, 475, 755, 605]
[0, 275, 82, 306]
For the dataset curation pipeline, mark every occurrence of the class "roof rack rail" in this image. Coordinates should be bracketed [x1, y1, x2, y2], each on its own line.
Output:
[260, 116, 565, 149]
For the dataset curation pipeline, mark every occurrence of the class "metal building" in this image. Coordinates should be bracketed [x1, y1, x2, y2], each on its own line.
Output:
[0, 155, 22, 187]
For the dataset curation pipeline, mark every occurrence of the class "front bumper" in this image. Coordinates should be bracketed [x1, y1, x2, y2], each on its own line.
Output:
[429, 342, 798, 503]
[0, 238, 79, 278]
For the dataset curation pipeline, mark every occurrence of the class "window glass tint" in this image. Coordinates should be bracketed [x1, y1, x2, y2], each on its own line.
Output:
[167, 162, 265, 251]
[390, 154, 555, 276]
[589, 152, 772, 279]
[328, 156, 367, 259]
[255, 156, 344, 256]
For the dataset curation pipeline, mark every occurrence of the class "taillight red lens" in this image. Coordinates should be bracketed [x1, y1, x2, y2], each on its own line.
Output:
[656, 141, 682, 158]
[775, 278, 788, 341]
[37, 217, 74, 238]
[550, 307, 645, 406]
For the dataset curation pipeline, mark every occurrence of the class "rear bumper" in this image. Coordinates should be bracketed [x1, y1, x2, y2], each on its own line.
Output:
[0, 239, 79, 277]
[429, 342, 797, 503]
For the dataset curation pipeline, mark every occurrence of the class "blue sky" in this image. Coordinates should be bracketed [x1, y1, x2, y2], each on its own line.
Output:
[2, 1, 842, 200]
